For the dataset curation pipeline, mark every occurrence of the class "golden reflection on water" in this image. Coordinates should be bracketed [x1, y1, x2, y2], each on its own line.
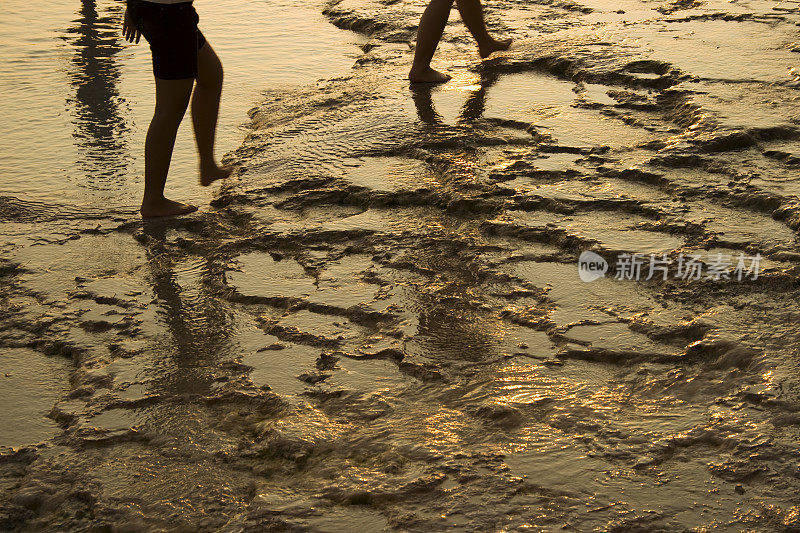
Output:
[423, 409, 466, 448]
[440, 71, 483, 91]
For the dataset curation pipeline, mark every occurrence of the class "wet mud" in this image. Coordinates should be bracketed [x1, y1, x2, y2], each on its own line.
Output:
[3, 0, 800, 530]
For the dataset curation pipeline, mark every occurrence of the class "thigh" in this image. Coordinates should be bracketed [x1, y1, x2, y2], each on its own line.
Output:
[196, 42, 223, 90]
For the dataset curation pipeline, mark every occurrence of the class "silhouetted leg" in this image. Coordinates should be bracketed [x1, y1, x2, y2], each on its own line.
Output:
[192, 43, 232, 186]
[461, 69, 498, 120]
[140, 77, 198, 218]
[455, 0, 512, 58]
[409, 0, 456, 83]
[411, 84, 442, 124]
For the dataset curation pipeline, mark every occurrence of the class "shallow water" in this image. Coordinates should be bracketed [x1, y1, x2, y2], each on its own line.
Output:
[0, 0, 362, 209]
[3, 0, 800, 530]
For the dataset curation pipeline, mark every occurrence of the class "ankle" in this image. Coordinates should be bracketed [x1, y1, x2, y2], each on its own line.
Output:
[200, 159, 220, 172]
[141, 193, 165, 206]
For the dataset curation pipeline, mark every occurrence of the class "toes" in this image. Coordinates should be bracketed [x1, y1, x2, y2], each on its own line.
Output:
[200, 165, 234, 186]
[178, 203, 198, 215]
[409, 69, 451, 84]
[140, 202, 198, 218]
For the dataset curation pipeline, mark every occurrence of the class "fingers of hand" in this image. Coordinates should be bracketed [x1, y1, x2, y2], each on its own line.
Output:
[122, 23, 140, 44]
[122, 11, 139, 44]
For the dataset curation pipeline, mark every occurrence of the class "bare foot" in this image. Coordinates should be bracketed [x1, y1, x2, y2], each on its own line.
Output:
[140, 198, 198, 218]
[479, 37, 512, 59]
[409, 66, 452, 84]
[200, 163, 233, 187]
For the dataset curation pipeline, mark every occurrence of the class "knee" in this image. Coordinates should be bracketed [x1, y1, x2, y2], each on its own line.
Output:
[152, 105, 187, 129]
[199, 64, 223, 93]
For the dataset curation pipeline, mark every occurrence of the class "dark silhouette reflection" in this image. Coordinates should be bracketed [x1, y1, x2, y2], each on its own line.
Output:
[406, 71, 511, 363]
[65, 0, 129, 184]
[139, 222, 235, 397]
[410, 85, 444, 125]
[460, 70, 499, 121]
[410, 69, 500, 125]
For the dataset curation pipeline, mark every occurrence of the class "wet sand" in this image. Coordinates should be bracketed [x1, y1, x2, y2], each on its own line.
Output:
[3, 0, 800, 530]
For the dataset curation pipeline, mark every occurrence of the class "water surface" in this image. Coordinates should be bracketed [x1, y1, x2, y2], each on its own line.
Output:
[0, 0, 362, 210]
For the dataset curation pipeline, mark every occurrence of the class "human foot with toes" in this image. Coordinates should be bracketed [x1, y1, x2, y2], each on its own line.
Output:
[478, 37, 512, 59]
[200, 163, 233, 187]
[140, 197, 198, 219]
[409, 67, 452, 84]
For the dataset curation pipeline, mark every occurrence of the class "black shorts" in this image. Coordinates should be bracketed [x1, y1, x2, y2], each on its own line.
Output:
[126, 0, 206, 80]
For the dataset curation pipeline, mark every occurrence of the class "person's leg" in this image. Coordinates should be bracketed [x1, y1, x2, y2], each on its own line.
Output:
[454, 0, 512, 58]
[409, 0, 456, 83]
[140, 77, 197, 218]
[192, 42, 232, 186]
